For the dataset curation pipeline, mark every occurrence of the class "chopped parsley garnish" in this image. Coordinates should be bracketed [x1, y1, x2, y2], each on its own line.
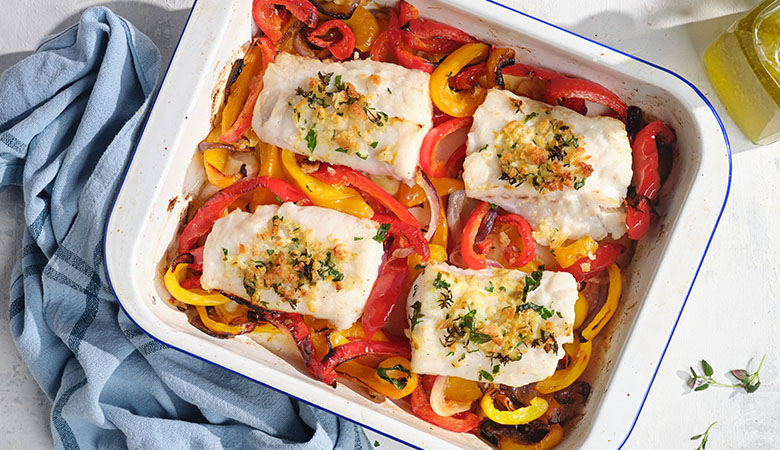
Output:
[433, 272, 451, 290]
[222, 248, 228, 261]
[457, 310, 492, 344]
[485, 281, 494, 292]
[373, 223, 391, 242]
[387, 87, 392, 94]
[521, 268, 544, 303]
[305, 125, 317, 151]
[516, 301, 556, 320]
[334, 74, 342, 86]
[356, 152, 368, 160]
[266, 249, 275, 256]
[479, 369, 494, 382]
[243, 278, 256, 298]
[524, 111, 539, 123]
[478, 144, 488, 152]
[317, 252, 344, 282]
[414, 264, 426, 271]
[275, 196, 282, 203]
[573, 178, 586, 190]
[492, 364, 501, 374]
[335, 147, 348, 153]
[376, 364, 411, 390]
[354, 236, 363, 241]
[409, 301, 423, 330]
[370, 141, 379, 148]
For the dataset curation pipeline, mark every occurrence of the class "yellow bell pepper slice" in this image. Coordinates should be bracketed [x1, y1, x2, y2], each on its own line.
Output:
[480, 394, 548, 425]
[553, 237, 598, 269]
[581, 263, 621, 341]
[252, 142, 286, 206]
[397, 177, 464, 207]
[443, 377, 483, 404]
[431, 196, 448, 248]
[345, 6, 379, 53]
[573, 292, 588, 330]
[535, 338, 592, 394]
[222, 41, 264, 134]
[280, 150, 373, 218]
[430, 43, 490, 117]
[203, 146, 243, 189]
[498, 424, 564, 450]
[163, 263, 231, 306]
[196, 305, 274, 336]
[307, 321, 417, 399]
[408, 244, 447, 274]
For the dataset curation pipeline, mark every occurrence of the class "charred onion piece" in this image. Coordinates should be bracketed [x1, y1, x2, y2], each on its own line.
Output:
[310, 0, 360, 19]
[486, 47, 516, 89]
[481, 419, 551, 446]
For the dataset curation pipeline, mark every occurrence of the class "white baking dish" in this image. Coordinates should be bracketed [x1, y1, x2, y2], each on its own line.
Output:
[104, 0, 731, 448]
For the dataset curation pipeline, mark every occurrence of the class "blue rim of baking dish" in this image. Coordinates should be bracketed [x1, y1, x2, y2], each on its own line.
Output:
[103, 1, 733, 449]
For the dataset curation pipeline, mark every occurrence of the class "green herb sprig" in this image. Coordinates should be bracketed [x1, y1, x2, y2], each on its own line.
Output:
[687, 355, 765, 393]
[690, 421, 716, 450]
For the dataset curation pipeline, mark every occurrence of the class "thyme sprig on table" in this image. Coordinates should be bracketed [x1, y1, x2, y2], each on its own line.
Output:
[690, 421, 716, 450]
[687, 355, 766, 393]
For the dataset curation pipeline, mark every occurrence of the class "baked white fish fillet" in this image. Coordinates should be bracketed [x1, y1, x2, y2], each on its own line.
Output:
[252, 53, 432, 183]
[201, 202, 385, 330]
[463, 89, 633, 245]
[407, 263, 577, 387]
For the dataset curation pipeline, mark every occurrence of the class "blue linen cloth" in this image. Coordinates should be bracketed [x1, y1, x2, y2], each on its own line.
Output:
[0, 7, 371, 450]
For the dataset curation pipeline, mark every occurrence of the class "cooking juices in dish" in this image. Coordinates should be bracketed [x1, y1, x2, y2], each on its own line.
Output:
[162, 1, 676, 448]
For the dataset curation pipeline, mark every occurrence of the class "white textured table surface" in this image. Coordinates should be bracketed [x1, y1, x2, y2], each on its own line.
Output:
[1, 1, 778, 449]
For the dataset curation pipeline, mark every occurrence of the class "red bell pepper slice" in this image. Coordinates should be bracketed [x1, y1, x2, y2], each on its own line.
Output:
[306, 20, 356, 61]
[189, 246, 205, 272]
[178, 176, 311, 254]
[391, 29, 435, 73]
[632, 120, 675, 202]
[503, 63, 566, 81]
[312, 164, 420, 228]
[318, 339, 412, 386]
[250, 307, 326, 383]
[544, 77, 628, 122]
[444, 144, 467, 179]
[502, 64, 586, 113]
[372, 214, 431, 261]
[432, 109, 455, 127]
[180, 275, 202, 290]
[419, 117, 473, 178]
[461, 201, 491, 270]
[495, 213, 535, 268]
[370, 30, 394, 62]
[361, 258, 410, 340]
[220, 38, 277, 143]
[397, 0, 419, 27]
[454, 62, 487, 90]
[410, 383, 481, 432]
[626, 197, 652, 240]
[562, 243, 624, 282]
[252, 0, 318, 43]
[402, 18, 477, 54]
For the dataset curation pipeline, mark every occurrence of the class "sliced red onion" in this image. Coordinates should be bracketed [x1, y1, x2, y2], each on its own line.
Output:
[391, 247, 416, 259]
[198, 142, 233, 153]
[486, 259, 504, 268]
[416, 170, 441, 242]
[446, 190, 466, 257]
[474, 208, 498, 244]
[294, 28, 317, 58]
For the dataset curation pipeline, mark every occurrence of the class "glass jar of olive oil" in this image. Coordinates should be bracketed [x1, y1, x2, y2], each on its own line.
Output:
[705, 0, 780, 144]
